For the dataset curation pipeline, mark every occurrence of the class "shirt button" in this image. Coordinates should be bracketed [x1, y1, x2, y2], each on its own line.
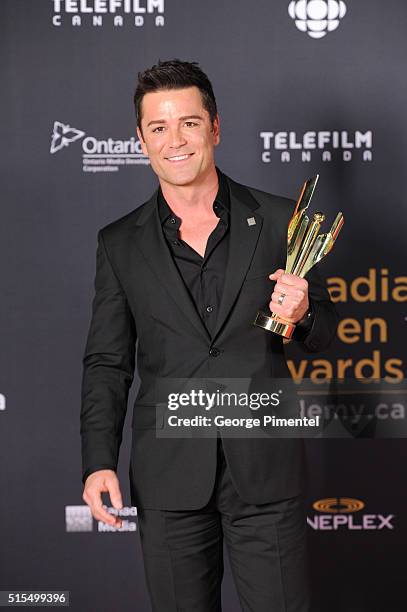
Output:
[172, 240, 179, 245]
[209, 347, 220, 357]
[206, 305, 213, 313]
[170, 218, 176, 224]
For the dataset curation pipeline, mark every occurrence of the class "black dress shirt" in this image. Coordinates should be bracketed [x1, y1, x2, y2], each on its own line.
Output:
[158, 169, 230, 337]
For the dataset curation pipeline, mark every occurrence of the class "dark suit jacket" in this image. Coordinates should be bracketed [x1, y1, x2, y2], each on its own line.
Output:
[80, 170, 338, 510]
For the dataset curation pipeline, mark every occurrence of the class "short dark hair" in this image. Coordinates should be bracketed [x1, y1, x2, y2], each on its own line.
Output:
[134, 59, 218, 134]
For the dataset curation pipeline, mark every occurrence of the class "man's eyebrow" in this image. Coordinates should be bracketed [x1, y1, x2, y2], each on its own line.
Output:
[146, 115, 204, 127]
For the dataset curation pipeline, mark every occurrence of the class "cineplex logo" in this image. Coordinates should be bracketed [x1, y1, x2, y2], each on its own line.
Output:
[288, 0, 347, 39]
[260, 130, 373, 164]
[51, 0, 165, 27]
[308, 497, 395, 531]
[65, 505, 137, 532]
[50, 121, 149, 173]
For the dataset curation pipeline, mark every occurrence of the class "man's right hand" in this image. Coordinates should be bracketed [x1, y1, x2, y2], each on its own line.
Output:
[82, 469, 124, 528]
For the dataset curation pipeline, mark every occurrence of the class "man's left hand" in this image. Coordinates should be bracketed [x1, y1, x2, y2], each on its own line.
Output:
[268, 269, 309, 323]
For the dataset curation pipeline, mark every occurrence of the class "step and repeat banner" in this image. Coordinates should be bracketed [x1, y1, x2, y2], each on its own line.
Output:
[1, 1, 406, 610]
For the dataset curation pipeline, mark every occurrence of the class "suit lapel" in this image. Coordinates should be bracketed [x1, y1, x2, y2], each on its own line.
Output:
[211, 177, 263, 342]
[132, 191, 211, 342]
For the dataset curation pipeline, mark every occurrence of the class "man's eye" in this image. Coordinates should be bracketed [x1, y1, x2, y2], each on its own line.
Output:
[184, 122, 198, 127]
[152, 126, 165, 133]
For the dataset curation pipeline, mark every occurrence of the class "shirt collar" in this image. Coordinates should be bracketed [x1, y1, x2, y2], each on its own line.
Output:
[158, 166, 230, 225]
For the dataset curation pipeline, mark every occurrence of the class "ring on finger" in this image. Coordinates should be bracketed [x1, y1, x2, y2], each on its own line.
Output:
[278, 293, 286, 306]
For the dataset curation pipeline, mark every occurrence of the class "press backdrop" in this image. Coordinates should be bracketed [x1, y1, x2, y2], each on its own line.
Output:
[1, 1, 406, 610]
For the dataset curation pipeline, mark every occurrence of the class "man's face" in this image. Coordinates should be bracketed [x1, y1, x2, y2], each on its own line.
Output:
[137, 86, 220, 188]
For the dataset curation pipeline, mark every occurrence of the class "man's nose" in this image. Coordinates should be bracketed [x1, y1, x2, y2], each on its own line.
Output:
[168, 127, 187, 148]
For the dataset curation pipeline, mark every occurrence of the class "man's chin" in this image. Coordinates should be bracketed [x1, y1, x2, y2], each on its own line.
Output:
[160, 169, 200, 187]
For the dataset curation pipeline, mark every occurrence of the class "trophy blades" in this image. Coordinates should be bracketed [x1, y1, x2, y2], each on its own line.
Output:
[330, 212, 344, 241]
[287, 175, 319, 245]
[299, 174, 319, 210]
[292, 212, 325, 277]
[286, 214, 309, 272]
[300, 233, 331, 278]
[300, 212, 344, 277]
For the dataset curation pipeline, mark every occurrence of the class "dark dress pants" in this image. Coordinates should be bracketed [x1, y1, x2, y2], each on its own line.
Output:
[137, 438, 310, 612]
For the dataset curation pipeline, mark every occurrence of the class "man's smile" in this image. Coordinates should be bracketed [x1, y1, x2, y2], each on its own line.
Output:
[165, 153, 194, 162]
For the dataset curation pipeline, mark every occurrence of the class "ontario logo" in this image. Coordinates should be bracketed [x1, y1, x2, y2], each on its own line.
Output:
[50, 121, 149, 173]
[307, 497, 395, 531]
[288, 0, 347, 39]
[260, 130, 373, 164]
[51, 0, 165, 28]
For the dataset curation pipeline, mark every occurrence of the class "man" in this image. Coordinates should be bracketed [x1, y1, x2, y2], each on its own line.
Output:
[80, 59, 338, 611]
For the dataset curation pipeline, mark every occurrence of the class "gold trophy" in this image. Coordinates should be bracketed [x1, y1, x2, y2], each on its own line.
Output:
[253, 174, 344, 338]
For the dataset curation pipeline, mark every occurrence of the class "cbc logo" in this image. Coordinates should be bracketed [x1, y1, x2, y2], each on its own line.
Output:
[288, 0, 347, 39]
[313, 497, 365, 513]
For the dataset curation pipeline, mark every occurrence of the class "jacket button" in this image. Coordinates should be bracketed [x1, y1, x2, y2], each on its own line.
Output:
[209, 347, 220, 357]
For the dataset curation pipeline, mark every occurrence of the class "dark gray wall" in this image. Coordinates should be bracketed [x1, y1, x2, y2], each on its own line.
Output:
[1, 1, 406, 610]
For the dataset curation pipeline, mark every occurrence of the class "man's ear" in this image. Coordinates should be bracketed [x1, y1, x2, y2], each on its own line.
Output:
[212, 113, 220, 146]
[136, 126, 148, 156]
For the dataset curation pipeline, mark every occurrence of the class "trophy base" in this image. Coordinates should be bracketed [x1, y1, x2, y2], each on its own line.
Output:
[253, 311, 296, 339]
